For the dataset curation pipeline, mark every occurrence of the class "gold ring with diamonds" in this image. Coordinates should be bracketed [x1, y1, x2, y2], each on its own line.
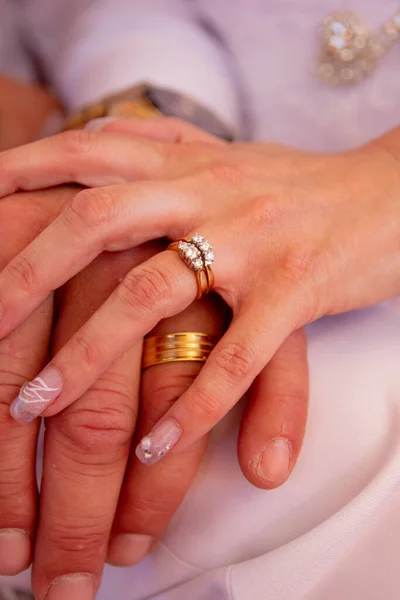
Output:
[142, 332, 218, 369]
[168, 233, 215, 300]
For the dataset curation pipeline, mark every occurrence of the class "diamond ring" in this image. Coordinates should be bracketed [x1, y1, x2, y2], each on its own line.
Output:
[168, 233, 215, 299]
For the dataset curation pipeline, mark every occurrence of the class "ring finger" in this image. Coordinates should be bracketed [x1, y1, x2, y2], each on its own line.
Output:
[31, 248, 147, 600]
[108, 294, 227, 566]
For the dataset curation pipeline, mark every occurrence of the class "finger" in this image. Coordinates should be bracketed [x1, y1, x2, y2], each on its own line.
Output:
[108, 295, 227, 567]
[238, 328, 308, 489]
[91, 116, 224, 144]
[0, 129, 216, 197]
[31, 250, 144, 600]
[134, 294, 302, 465]
[0, 182, 197, 339]
[10, 251, 198, 423]
[0, 300, 53, 576]
[0, 190, 69, 574]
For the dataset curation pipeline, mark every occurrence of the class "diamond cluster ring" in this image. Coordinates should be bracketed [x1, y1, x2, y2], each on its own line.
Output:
[168, 233, 215, 299]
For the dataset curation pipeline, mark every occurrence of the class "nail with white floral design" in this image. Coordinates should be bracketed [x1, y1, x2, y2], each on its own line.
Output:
[135, 419, 182, 466]
[10, 366, 63, 424]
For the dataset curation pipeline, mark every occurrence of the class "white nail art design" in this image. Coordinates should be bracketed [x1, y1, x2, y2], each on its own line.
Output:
[19, 377, 59, 404]
[10, 367, 63, 424]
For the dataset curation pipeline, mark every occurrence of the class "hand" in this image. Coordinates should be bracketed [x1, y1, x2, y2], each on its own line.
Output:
[0, 186, 74, 577]
[0, 187, 307, 596]
[16, 120, 308, 598]
[0, 76, 61, 151]
[0, 119, 327, 468]
[29, 248, 307, 600]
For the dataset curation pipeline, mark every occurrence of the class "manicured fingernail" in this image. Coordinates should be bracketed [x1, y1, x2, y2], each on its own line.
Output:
[85, 117, 118, 131]
[0, 529, 31, 575]
[10, 366, 63, 424]
[257, 438, 291, 485]
[46, 574, 94, 600]
[107, 534, 155, 567]
[135, 419, 182, 465]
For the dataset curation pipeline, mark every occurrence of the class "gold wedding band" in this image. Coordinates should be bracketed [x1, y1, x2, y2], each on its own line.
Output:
[142, 332, 218, 369]
[168, 233, 215, 300]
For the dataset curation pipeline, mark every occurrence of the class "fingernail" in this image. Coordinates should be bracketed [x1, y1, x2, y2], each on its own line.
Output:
[0, 529, 31, 575]
[107, 534, 154, 567]
[256, 438, 291, 485]
[46, 574, 94, 600]
[135, 419, 182, 465]
[10, 366, 63, 424]
[85, 117, 118, 132]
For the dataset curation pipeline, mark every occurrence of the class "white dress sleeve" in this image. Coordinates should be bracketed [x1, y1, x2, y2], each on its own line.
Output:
[18, 0, 241, 130]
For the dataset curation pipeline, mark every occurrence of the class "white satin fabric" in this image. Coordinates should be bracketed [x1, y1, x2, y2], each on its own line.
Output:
[93, 304, 400, 600]
[1, 1, 400, 598]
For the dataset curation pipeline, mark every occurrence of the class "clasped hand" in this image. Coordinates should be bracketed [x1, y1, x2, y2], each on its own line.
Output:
[0, 119, 315, 600]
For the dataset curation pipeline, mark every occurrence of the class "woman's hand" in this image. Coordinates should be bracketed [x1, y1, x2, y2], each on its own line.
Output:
[0, 120, 353, 466]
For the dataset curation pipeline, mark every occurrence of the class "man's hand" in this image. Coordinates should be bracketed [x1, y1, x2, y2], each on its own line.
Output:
[28, 244, 307, 600]
[0, 186, 73, 576]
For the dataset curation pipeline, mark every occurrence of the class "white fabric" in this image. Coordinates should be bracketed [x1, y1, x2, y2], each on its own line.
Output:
[0, 0, 33, 82]
[17, 0, 241, 130]
[14, 0, 400, 149]
[1, 1, 400, 598]
[93, 304, 400, 600]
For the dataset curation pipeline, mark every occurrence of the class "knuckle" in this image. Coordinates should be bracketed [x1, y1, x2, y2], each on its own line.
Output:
[279, 249, 323, 291]
[142, 371, 197, 421]
[6, 254, 38, 291]
[70, 332, 103, 370]
[212, 340, 256, 383]
[55, 129, 98, 157]
[0, 449, 33, 496]
[128, 492, 177, 525]
[0, 398, 17, 429]
[66, 187, 119, 230]
[247, 194, 287, 229]
[53, 391, 134, 456]
[46, 523, 107, 556]
[0, 338, 37, 373]
[189, 385, 226, 423]
[117, 266, 174, 316]
[206, 160, 257, 186]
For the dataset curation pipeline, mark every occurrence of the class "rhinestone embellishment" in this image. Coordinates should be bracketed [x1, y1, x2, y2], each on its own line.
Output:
[317, 10, 400, 86]
[178, 234, 214, 271]
[138, 435, 172, 462]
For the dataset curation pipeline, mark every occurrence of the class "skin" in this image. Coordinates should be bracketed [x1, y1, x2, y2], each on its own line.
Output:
[0, 118, 397, 468]
[0, 76, 60, 151]
[0, 118, 309, 599]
